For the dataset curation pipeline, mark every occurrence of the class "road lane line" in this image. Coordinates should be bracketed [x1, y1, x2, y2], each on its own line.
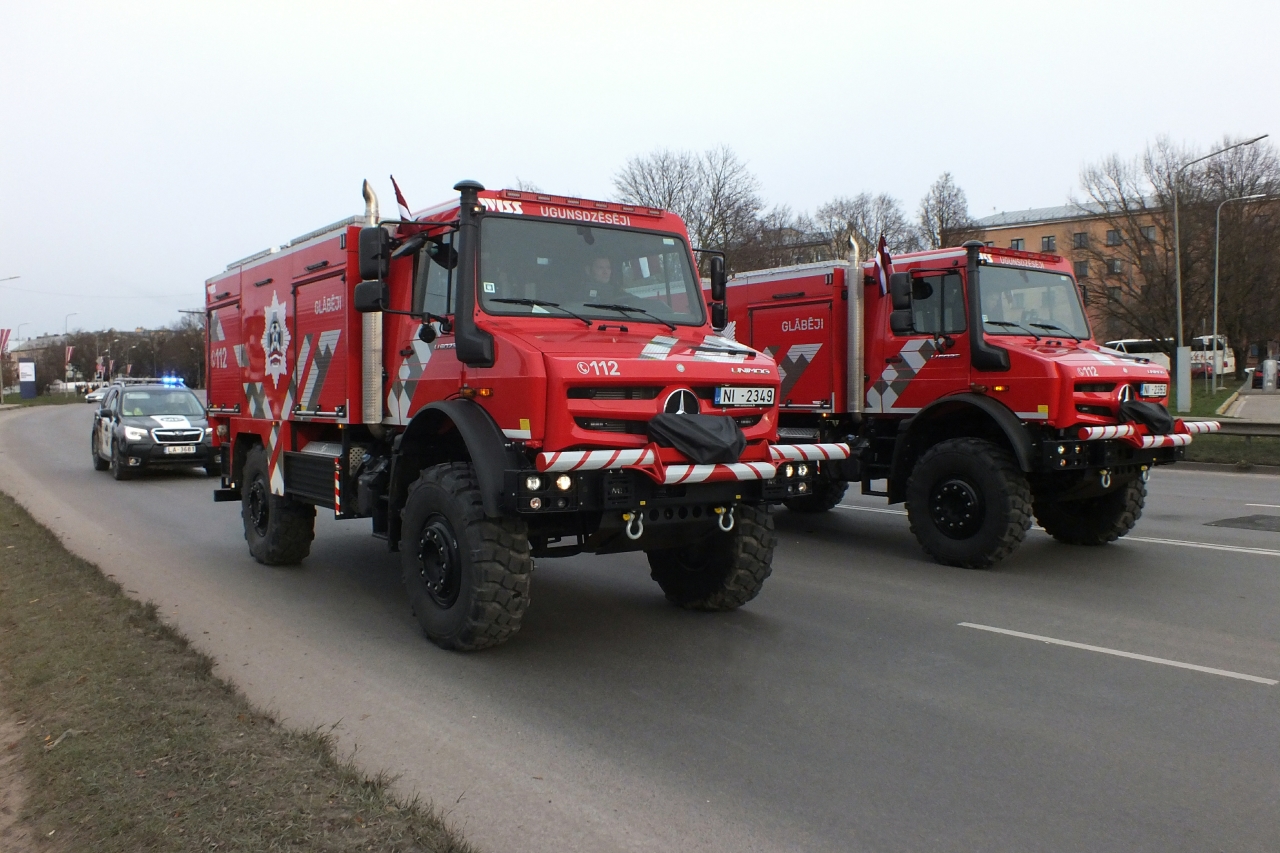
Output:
[833, 505, 1280, 558]
[836, 503, 906, 515]
[1126, 536, 1280, 558]
[958, 623, 1278, 686]
[1245, 503, 1280, 509]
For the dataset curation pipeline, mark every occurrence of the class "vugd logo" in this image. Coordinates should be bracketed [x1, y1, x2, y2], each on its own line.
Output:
[262, 291, 292, 388]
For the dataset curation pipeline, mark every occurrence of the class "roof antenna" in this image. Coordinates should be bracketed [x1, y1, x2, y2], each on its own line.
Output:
[363, 179, 380, 226]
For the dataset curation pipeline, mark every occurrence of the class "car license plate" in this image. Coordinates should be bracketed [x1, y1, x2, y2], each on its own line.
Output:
[1140, 383, 1168, 398]
[163, 445, 197, 455]
[714, 386, 775, 407]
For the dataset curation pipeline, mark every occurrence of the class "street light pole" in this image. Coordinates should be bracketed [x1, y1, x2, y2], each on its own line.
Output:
[63, 313, 79, 392]
[1171, 133, 1267, 411]
[1213, 193, 1266, 391]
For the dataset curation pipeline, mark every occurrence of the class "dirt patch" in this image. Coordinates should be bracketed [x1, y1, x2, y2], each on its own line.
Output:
[0, 697, 36, 853]
[0, 489, 478, 852]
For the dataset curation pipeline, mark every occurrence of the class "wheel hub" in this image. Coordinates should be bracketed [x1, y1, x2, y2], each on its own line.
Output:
[248, 478, 270, 536]
[930, 477, 984, 539]
[418, 515, 461, 608]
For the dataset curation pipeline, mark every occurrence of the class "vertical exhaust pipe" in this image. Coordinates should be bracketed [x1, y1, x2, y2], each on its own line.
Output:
[846, 235, 864, 417]
[360, 180, 384, 432]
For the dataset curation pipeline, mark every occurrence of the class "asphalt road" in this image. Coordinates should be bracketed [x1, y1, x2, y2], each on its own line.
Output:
[2, 404, 1278, 852]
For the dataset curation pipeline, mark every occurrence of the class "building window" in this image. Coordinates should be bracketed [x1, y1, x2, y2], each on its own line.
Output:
[1105, 229, 1122, 246]
[1041, 235, 1056, 253]
[1107, 286, 1122, 302]
[1140, 225, 1156, 241]
[1010, 238, 1024, 250]
[1106, 258, 1124, 275]
[984, 241, 994, 247]
[1074, 260, 1089, 279]
[1072, 232, 1088, 249]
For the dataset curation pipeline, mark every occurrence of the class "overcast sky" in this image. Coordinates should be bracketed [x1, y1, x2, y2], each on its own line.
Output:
[3, 0, 1277, 338]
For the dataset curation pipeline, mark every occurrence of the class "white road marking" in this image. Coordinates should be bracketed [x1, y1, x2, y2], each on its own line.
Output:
[958, 623, 1278, 686]
[833, 504, 1280, 558]
[836, 503, 906, 516]
[1126, 536, 1280, 557]
[1245, 503, 1280, 509]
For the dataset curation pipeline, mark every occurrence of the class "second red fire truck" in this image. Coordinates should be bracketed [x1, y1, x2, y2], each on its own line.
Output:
[719, 242, 1218, 568]
[205, 180, 847, 650]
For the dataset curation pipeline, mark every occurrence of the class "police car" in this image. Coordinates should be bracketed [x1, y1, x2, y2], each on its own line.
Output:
[90, 377, 217, 480]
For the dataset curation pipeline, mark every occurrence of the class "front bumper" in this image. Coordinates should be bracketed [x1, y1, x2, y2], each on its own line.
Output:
[119, 441, 217, 468]
[535, 442, 850, 484]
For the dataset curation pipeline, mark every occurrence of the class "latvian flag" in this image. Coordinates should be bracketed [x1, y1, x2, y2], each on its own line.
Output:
[874, 234, 894, 296]
[66, 345, 75, 363]
[0, 328, 10, 354]
[390, 175, 413, 221]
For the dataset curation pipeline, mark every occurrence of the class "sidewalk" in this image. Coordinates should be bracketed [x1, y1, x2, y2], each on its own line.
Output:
[1222, 389, 1280, 423]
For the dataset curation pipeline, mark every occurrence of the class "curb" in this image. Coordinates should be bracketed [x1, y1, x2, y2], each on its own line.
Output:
[1172, 461, 1280, 476]
[1214, 390, 1240, 416]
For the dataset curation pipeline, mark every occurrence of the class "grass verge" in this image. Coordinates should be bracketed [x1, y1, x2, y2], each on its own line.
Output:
[2, 395, 85, 408]
[0, 490, 476, 852]
[1183, 434, 1280, 467]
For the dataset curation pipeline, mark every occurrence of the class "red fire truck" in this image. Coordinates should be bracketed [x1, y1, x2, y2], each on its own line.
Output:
[205, 180, 848, 650]
[719, 242, 1218, 568]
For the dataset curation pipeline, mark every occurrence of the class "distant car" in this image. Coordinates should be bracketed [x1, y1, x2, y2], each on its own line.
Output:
[84, 387, 106, 404]
[90, 380, 218, 479]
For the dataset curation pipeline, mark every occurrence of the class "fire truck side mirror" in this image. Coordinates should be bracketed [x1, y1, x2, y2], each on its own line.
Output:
[709, 256, 726, 302]
[889, 309, 915, 336]
[358, 226, 392, 282]
[710, 302, 728, 331]
[889, 272, 913, 310]
[353, 280, 389, 313]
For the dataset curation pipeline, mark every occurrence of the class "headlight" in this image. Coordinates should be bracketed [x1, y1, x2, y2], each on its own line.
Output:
[555, 474, 573, 491]
[524, 475, 543, 491]
[797, 463, 809, 477]
[784, 464, 795, 478]
[124, 426, 148, 441]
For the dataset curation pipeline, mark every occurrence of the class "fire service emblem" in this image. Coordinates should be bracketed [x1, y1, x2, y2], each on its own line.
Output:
[261, 291, 292, 388]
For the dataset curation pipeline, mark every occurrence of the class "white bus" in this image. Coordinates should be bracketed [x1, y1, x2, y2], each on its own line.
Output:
[1103, 336, 1234, 377]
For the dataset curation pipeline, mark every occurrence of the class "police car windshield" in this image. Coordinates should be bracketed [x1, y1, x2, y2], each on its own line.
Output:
[120, 389, 204, 417]
[979, 266, 1090, 340]
[478, 217, 705, 326]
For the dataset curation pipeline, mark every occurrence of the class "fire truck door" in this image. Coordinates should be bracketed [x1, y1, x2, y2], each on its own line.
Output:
[293, 276, 348, 416]
[207, 303, 242, 412]
[749, 300, 834, 409]
[869, 272, 969, 413]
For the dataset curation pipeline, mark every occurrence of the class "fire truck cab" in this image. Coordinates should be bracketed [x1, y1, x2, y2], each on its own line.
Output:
[722, 241, 1217, 568]
[205, 180, 848, 650]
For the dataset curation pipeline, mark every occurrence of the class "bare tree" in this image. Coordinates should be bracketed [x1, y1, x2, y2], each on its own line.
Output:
[812, 192, 919, 258]
[917, 172, 978, 249]
[613, 145, 763, 268]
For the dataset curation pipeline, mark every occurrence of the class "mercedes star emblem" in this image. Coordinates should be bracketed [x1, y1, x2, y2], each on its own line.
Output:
[663, 389, 699, 415]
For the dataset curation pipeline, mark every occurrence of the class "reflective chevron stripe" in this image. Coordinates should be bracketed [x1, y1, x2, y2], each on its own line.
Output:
[1141, 434, 1193, 448]
[1181, 420, 1220, 434]
[1078, 424, 1137, 440]
[537, 448, 656, 472]
[769, 443, 850, 461]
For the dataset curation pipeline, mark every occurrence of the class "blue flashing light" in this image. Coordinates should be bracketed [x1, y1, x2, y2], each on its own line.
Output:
[160, 375, 185, 387]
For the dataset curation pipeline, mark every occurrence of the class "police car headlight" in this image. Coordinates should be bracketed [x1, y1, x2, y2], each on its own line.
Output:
[124, 426, 148, 442]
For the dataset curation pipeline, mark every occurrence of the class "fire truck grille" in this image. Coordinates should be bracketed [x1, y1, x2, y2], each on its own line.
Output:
[575, 418, 649, 435]
[1074, 382, 1117, 393]
[567, 387, 661, 400]
[1075, 404, 1112, 417]
[153, 429, 204, 444]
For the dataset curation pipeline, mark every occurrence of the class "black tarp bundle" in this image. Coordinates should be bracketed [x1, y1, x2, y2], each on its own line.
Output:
[1120, 399, 1175, 435]
[646, 414, 746, 464]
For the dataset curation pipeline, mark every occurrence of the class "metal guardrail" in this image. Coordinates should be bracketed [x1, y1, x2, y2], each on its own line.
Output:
[1214, 420, 1280, 437]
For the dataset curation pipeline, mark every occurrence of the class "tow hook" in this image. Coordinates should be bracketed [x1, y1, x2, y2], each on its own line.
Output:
[622, 510, 645, 541]
[1140, 465, 1150, 483]
[1099, 469, 1112, 489]
[715, 505, 736, 532]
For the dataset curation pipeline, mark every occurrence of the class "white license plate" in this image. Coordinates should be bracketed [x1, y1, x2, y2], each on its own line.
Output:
[1140, 383, 1168, 398]
[714, 386, 775, 407]
[163, 445, 197, 455]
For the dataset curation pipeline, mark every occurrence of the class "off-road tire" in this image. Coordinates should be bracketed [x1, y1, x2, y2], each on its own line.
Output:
[905, 438, 1031, 569]
[242, 445, 314, 566]
[110, 438, 134, 481]
[91, 431, 109, 471]
[647, 503, 775, 610]
[1034, 478, 1146, 546]
[783, 478, 848, 514]
[400, 462, 532, 651]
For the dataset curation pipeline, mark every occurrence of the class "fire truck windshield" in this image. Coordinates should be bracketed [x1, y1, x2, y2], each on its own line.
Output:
[477, 217, 705, 326]
[978, 266, 1090, 341]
